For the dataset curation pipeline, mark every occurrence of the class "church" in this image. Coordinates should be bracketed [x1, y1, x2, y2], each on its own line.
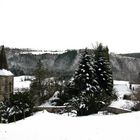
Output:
[0, 45, 14, 101]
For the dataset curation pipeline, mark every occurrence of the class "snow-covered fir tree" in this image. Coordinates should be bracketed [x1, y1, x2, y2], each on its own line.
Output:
[0, 92, 34, 123]
[62, 49, 102, 116]
[93, 43, 115, 104]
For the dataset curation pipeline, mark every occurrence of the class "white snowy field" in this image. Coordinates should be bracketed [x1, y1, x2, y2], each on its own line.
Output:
[0, 110, 140, 140]
[14, 76, 34, 92]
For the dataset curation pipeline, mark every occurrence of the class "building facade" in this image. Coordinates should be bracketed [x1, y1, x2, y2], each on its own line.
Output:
[0, 72, 14, 101]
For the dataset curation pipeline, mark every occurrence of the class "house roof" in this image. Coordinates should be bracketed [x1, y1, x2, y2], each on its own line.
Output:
[0, 69, 14, 76]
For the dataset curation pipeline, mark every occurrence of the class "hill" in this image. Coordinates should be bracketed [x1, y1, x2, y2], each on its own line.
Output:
[120, 53, 140, 59]
[4, 48, 140, 82]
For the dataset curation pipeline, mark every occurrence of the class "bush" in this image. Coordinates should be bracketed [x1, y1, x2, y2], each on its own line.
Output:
[131, 102, 140, 111]
[0, 91, 34, 123]
[134, 91, 140, 101]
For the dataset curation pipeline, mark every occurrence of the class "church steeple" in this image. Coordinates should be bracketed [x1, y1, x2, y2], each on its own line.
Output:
[0, 45, 8, 70]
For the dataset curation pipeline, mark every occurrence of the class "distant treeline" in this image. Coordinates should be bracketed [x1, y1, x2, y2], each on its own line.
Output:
[120, 53, 140, 59]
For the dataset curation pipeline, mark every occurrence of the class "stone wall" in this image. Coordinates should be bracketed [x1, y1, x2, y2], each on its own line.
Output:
[0, 76, 14, 101]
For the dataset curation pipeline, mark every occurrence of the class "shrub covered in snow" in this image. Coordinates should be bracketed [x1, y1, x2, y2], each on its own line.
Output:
[0, 92, 34, 123]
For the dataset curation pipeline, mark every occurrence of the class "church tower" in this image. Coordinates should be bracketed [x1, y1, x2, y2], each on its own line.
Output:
[0, 45, 14, 101]
[0, 45, 8, 69]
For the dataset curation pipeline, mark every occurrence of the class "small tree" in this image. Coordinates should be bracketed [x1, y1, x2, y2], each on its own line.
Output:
[30, 60, 47, 105]
[0, 92, 34, 123]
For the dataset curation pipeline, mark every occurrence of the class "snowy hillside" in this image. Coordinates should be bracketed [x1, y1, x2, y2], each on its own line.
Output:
[6, 48, 140, 82]
[0, 110, 140, 140]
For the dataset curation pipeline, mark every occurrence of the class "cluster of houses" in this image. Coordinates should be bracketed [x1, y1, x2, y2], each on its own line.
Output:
[0, 45, 14, 101]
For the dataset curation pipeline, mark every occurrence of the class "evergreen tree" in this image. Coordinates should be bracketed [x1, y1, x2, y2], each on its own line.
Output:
[0, 45, 8, 69]
[61, 49, 102, 116]
[93, 43, 115, 105]
[0, 92, 34, 123]
[30, 60, 47, 105]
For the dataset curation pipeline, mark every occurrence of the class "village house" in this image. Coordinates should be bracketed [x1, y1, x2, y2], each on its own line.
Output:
[0, 45, 14, 101]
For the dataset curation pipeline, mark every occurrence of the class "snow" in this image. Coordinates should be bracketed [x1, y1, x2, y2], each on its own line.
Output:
[110, 80, 140, 110]
[1, 110, 140, 140]
[86, 87, 90, 91]
[14, 76, 34, 92]
[21, 50, 66, 55]
[113, 80, 132, 99]
[110, 99, 137, 110]
[86, 73, 89, 76]
[0, 69, 13, 76]
[41, 91, 60, 106]
[1, 79, 140, 139]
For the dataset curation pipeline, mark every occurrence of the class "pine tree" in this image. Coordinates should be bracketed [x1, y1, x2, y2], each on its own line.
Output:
[0, 45, 8, 69]
[62, 49, 102, 116]
[93, 43, 115, 105]
[0, 92, 34, 123]
[30, 60, 47, 105]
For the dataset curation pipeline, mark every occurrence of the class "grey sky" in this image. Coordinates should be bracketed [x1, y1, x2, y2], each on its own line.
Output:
[0, 0, 140, 53]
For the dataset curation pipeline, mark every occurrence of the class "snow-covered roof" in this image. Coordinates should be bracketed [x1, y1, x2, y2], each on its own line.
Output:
[0, 69, 14, 76]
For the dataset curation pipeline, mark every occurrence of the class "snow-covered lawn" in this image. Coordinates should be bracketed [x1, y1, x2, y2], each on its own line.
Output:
[113, 80, 132, 98]
[110, 99, 136, 110]
[113, 80, 140, 98]
[110, 80, 139, 110]
[14, 76, 34, 92]
[0, 110, 140, 140]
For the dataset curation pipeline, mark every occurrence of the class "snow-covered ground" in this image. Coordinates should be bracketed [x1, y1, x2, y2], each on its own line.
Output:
[110, 80, 139, 110]
[110, 99, 136, 110]
[14, 76, 34, 92]
[113, 80, 132, 98]
[0, 77, 139, 140]
[1, 110, 140, 140]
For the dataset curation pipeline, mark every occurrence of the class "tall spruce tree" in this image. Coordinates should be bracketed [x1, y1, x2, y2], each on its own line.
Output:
[93, 43, 115, 105]
[0, 45, 8, 69]
[62, 49, 102, 116]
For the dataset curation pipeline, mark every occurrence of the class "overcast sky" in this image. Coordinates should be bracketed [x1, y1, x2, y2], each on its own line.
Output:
[0, 0, 140, 53]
